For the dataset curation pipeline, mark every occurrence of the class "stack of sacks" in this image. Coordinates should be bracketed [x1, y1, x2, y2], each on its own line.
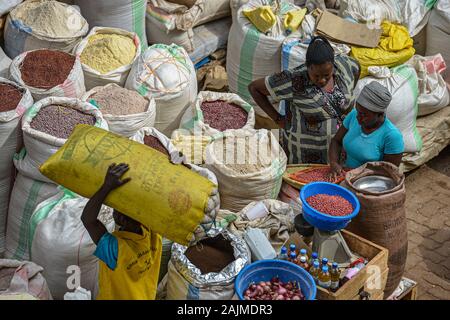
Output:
[74, 27, 142, 90]
[5, 97, 107, 260]
[4, 0, 88, 59]
[350, 21, 415, 78]
[227, 0, 301, 122]
[74, 0, 149, 50]
[125, 44, 197, 137]
[146, 0, 232, 64]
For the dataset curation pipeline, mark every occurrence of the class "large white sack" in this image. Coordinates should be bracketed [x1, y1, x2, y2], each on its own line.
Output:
[166, 229, 249, 300]
[15, 97, 108, 183]
[74, 27, 142, 91]
[339, 0, 438, 37]
[204, 129, 287, 212]
[426, 0, 450, 83]
[227, 0, 300, 118]
[125, 44, 197, 137]
[74, 0, 148, 51]
[29, 189, 114, 300]
[5, 173, 59, 261]
[82, 84, 156, 138]
[180, 91, 255, 137]
[408, 54, 449, 116]
[354, 65, 423, 153]
[10, 50, 86, 101]
[0, 47, 12, 79]
[146, 15, 231, 64]
[146, 0, 230, 34]
[0, 79, 33, 257]
[4, 1, 89, 59]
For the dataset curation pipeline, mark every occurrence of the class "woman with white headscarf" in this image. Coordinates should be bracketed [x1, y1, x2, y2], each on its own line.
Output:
[328, 81, 405, 179]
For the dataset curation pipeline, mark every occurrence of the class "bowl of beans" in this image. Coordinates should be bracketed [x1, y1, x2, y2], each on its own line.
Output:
[300, 182, 360, 231]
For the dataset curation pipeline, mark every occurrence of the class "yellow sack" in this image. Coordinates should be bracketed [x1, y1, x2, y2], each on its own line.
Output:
[351, 21, 415, 78]
[39, 125, 216, 246]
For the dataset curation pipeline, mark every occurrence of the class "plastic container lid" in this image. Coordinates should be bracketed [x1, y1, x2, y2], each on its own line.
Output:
[300, 249, 307, 255]
[313, 261, 320, 268]
[281, 246, 287, 254]
[312, 252, 318, 259]
[300, 256, 307, 263]
[322, 265, 329, 272]
[290, 252, 297, 258]
[290, 244, 296, 251]
[322, 258, 328, 264]
[332, 262, 338, 268]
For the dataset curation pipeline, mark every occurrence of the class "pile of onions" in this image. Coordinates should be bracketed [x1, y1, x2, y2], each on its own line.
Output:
[243, 277, 305, 300]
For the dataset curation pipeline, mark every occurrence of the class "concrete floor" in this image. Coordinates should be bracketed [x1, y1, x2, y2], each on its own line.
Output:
[403, 146, 450, 300]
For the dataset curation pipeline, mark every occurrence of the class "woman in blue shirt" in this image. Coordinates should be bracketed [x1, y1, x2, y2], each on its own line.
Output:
[328, 81, 404, 179]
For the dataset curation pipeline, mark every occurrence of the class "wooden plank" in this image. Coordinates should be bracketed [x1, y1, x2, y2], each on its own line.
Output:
[316, 230, 389, 300]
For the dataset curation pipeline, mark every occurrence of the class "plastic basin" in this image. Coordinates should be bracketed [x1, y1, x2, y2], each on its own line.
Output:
[300, 182, 360, 231]
[235, 260, 317, 300]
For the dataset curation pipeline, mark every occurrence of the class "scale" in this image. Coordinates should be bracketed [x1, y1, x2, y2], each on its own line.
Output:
[297, 182, 362, 268]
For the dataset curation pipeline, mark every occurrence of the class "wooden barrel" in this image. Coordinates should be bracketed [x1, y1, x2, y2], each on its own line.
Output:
[342, 162, 408, 298]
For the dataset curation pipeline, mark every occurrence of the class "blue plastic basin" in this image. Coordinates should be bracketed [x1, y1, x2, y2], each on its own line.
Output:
[235, 260, 317, 300]
[300, 182, 360, 231]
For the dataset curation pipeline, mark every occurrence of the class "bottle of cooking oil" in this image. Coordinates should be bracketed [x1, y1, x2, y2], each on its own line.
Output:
[321, 257, 329, 269]
[288, 251, 298, 265]
[299, 256, 309, 270]
[309, 261, 320, 283]
[318, 265, 331, 289]
[330, 262, 341, 292]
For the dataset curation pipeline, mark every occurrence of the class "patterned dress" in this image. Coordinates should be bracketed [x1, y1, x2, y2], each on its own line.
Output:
[265, 55, 360, 164]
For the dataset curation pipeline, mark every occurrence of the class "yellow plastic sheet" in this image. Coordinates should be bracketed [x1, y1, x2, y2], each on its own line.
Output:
[351, 21, 415, 78]
[39, 125, 216, 245]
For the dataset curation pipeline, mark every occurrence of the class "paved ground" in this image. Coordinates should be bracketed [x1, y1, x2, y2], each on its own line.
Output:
[403, 146, 450, 300]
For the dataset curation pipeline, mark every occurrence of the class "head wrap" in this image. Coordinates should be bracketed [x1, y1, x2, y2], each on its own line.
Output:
[356, 82, 392, 113]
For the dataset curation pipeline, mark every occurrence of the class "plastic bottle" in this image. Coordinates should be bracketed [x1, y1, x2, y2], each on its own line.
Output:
[330, 262, 341, 292]
[318, 265, 331, 289]
[289, 244, 297, 256]
[299, 256, 309, 270]
[299, 249, 308, 261]
[309, 252, 318, 267]
[288, 251, 298, 265]
[309, 261, 320, 283]
[277, 246, 289, 261]
[321, 257, 329, 269]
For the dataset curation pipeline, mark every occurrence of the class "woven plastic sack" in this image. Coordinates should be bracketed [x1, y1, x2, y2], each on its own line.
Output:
[74, 0, 148, 51]
[4, 1, 88, 59]
[10, 50, 86, 101]
[39, 125, 218, 246]
[125, 44, 197, 137]
[0, 79, 33, 257]
[0, 47, 11, 78]
[180, 91, 255, 137]
[82, 84, 156, 137]
[74, 27, 142, 91]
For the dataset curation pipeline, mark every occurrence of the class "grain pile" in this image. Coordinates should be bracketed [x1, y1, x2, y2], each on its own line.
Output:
[80, 34, 136, 74]
[89, 85, 148, 115]
[20, 50, 75, 89]
[0, 84, 23, 112]
[30, 105, 95, 139]
[200, 100, 248, 131]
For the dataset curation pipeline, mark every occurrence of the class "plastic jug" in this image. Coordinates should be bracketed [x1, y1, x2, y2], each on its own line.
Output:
[243, 6, 277, 33]
[284, 8, 307, 35]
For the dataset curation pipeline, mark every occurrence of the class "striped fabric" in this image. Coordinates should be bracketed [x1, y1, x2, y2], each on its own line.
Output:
[265, 55, 360, 164]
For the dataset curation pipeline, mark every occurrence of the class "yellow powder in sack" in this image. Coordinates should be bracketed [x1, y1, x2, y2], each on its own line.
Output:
[80, 34, 136, 74]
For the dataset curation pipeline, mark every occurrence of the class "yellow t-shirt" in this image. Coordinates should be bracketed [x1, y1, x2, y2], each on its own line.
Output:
[96, 227, 162, 300]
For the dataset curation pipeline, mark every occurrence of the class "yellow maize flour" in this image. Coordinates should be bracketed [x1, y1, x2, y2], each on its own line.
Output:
[80, 34, 136, 74]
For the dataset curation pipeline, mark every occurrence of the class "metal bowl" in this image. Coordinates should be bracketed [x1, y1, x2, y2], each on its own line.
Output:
[353, 175, 396, 193]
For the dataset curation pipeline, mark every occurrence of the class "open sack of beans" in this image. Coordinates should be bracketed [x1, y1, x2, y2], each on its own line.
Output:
[342, 161, 407, 298]
[74, 27, 142, 90]
[125, 43, 197, 137]
[83, 84, 156, 137]
[10, 49, 86, 101]
[180, 91, 255, 136]
[0, 79, 33, 256]
[4, 0, 89, 59]
[204, 129, 287, 212]
[39, 125, 219, 246]
[6, 97, 107, 261]
[227, 200, 295, 253]
[165, 229, 249, 300]
[29, 188, 115, 300]
[131, 127, 220, 242]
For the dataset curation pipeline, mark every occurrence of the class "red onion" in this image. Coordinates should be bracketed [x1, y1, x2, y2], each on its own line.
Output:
[243, 278, 306, 300]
